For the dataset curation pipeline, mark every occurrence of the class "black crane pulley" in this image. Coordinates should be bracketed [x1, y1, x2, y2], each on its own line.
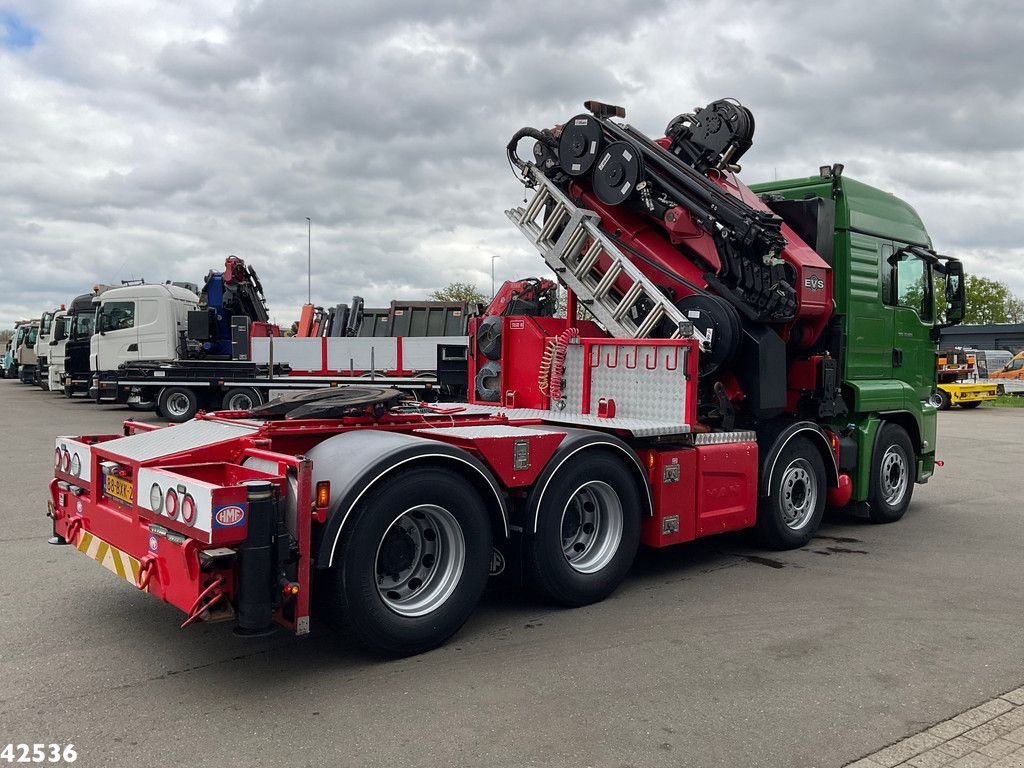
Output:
[557, 115, 603, 178]
[592, 141, 644, 206]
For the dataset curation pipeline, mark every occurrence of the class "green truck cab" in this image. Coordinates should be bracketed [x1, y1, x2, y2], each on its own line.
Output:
[753, 168, 965, 503]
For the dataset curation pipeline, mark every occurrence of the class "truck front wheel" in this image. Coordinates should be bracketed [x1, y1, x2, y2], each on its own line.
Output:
[158, 386, 199, 423]
[756, 437, 826, 549]
[867, 423, 915, 523]
[526, 453, 642, 607]
[329, 467, 492, 656]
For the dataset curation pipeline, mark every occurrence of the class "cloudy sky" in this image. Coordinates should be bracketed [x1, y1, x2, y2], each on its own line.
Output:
[1, 0, 1021, 329]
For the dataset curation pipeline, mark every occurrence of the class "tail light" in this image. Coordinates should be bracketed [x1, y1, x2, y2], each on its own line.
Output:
[54, 449, 62, 468]
[165, 488, 179, 519]
[70, 453, 81, 477]
[62, 448, 71, 472]
[181, 494, 196, 525]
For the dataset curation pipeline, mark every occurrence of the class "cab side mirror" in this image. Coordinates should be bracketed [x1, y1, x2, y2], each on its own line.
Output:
[944, 260, 965, 326]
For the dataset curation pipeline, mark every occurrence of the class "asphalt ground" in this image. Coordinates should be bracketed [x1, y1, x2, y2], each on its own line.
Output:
[1, 380, 1022, 768]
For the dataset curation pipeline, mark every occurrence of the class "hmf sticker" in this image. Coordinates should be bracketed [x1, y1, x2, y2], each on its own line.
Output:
[213, 505, 246, 528]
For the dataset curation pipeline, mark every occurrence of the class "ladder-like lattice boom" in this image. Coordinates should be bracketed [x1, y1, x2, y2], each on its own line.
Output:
[506, 166, 707, 347]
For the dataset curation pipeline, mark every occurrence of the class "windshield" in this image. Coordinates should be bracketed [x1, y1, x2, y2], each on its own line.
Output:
[98, 301, 135, 332]
[72, 312, 96, 340]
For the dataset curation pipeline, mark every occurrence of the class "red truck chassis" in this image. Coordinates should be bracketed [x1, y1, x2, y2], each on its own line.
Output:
[49, 330, 851, 654]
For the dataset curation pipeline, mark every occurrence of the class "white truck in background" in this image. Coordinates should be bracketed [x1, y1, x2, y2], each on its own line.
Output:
[89, 283, 200, 377]
[46, 311, 70, 391]
[35, 307, 67, 389]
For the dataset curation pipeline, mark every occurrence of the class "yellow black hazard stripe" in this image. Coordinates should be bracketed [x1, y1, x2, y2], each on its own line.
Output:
[76, 531, 142, 587]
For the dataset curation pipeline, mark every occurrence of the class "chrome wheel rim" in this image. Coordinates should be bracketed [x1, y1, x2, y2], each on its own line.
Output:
[226, 391, 255, 410]
[375, 504, 465, 617]
[780, 458, 817, 530]
[165, 393, 191, 418]
[560, 480, 623, 574]
[880, 445, 909, 506]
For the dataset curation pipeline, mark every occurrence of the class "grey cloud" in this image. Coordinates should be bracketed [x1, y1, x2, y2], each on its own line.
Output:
[1, 0, 1023, 331]
[156, 39, 259, 88]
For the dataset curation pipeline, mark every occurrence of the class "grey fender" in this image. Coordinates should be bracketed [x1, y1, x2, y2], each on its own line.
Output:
[756, 420, 840, 497]
[522, 427, 652, 534]
[305, 430, 508, 569]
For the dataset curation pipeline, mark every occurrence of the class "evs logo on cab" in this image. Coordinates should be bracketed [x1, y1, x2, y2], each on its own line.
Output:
[213, 505, 246, 527]
[803, 273, 826, 291]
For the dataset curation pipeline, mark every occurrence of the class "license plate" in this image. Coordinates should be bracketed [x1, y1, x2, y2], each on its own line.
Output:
[105, 474, 134, 504]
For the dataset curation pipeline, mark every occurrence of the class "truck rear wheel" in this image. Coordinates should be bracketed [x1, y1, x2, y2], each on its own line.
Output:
[935, 389, 952, 410]
[526, 453, 641, 607]
[329, 467, 491, 656]
[867, 423, 915, 523]
[756, 437, 826, 549]
[158, 386, 199, 423]
[222, 387, 262, 412]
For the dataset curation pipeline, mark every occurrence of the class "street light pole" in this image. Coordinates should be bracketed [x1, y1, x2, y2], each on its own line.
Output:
[305, 217, 311, 304]
[491, 254, 501, 298]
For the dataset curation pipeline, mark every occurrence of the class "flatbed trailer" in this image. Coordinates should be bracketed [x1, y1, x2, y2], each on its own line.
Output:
[934, 349, 998, 409]
[92, 337, 470, 422]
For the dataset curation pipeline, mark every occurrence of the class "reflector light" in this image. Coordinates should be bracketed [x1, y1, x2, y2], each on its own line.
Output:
[61, 448, 71, 472]
[165, 488, 179, 519]
[70, 453, 81, 477]
[181, 493, 196, 525]
[315, 481, 330, 509]
[150, 483, 163, 513]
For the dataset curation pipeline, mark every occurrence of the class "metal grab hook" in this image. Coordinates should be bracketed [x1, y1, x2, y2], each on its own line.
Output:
[65, 516, 84, 546]
[181, 576, 225, 628]
[603, 346, 620, 368]
[645, 350, 659, 370]
[136, 555, 157, 591]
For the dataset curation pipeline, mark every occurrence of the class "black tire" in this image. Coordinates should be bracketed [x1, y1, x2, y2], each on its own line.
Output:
[525, 452, 642, 607]
[328, 467, 492, 656]
[959, 401, 982, 409]
[62, 382, 74, 398]
[158, 386, 199, 423]
[756, 437, 826, 549]
[222, 387, 263, 412]
[936, 389, 952, 410]
[867, 423, 915, 523]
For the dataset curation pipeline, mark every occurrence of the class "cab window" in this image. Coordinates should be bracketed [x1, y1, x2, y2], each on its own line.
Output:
[885, 250, 932, 321]
[99, 301, 136, 331]
[73, 313, 95, 340]
[1008, 357, 1024, 372]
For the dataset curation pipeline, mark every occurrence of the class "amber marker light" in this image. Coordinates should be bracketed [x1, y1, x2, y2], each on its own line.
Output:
[315, 481, 330, 509]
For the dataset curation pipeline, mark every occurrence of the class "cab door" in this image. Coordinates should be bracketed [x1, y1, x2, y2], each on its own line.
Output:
[96, 301, 137, 371]
[886, 248, 935, 402]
